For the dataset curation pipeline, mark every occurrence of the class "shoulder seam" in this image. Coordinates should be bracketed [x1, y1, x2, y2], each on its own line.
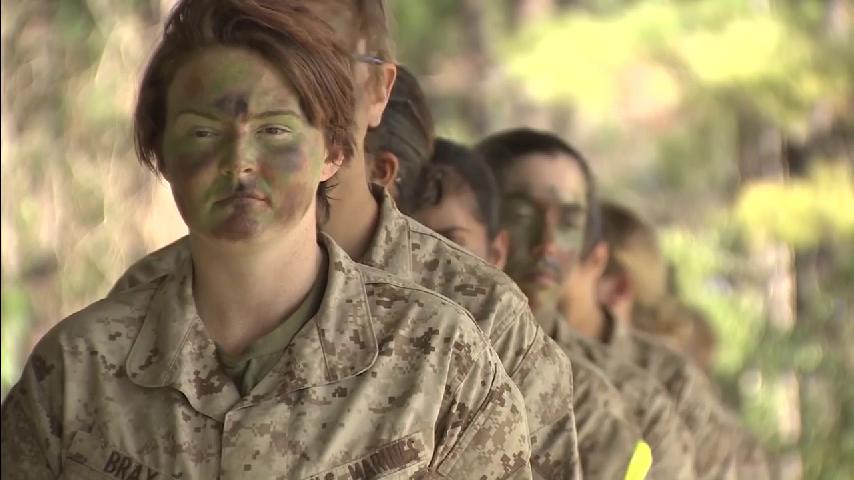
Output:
[357, 264, 491, 365]
[406, 219, 518, 289]
[358, 264, 469, 314]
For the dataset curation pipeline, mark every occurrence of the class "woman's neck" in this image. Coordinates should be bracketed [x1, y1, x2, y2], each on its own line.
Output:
[189, 216, 323, 356]
[322, 152, 380, 260]
[560, 296, 606, 342]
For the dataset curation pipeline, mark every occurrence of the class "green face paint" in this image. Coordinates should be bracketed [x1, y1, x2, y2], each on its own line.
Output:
[161, 47, 329, 242]
[497, 154, 589, 313]
[501, 194, 586, 305]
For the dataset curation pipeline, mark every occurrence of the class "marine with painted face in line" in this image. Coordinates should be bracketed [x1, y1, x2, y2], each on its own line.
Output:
[0, 1, 534, 478]
[475, 130, 702, 479]
[597, 200, 771, 480]
[105, 3, 582, 478]
[475, 127, 757, 480]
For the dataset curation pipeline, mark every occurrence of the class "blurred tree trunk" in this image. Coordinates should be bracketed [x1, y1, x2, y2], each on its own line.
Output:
[788, 1, 852, 476]
[744, 2, 853, 475]
[2, 1, 68, 372]
[459, 0, 492, 135]
[735, 107, 801, 478]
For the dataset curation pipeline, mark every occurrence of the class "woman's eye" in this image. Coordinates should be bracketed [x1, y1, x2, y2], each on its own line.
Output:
[505, 205, 533, 219]
[560, 206, 587, 228]
[191, 128, 219, 139]
[257, 125, 292, 136]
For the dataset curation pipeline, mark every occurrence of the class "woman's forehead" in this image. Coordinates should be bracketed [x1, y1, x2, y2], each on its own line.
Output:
[168, 48, 298, 112]
[175, 48, 273, 83]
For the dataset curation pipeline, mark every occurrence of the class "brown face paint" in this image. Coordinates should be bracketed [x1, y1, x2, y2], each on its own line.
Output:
[213, 93, 250, 118]
[161, 47, 329, 243]
[182, 72, 205, 99]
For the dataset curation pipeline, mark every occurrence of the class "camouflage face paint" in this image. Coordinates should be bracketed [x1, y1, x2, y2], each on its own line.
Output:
[162, 47, 329, 242]
[498, 154, 588, 313]
[213, 94, 250, 119]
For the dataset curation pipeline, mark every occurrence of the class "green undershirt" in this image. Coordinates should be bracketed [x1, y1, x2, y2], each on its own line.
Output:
[217, 256, 327, 396]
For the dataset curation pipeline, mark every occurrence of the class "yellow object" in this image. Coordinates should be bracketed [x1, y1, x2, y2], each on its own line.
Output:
[625, 440, 653, 480]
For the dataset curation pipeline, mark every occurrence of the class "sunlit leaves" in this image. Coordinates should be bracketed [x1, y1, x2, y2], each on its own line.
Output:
[736, 162, 854, 248]
[503, 0, 853, 133]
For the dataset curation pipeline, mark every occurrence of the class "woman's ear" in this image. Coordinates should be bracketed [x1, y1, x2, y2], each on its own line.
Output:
[489, 229, 510, 271]
[588, 242, 610, 279]
[369, 151, 400, 190]
[320, 147, 344, 182]
[598, 273, 631, 307]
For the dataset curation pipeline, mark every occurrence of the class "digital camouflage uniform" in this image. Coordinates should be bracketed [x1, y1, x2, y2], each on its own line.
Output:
[561, 353, 643, 479]
[1, 234, 533, 479]
[107, 190, 581, 480]
[607, 317, 770, 480]
[538, 311, 697, 479]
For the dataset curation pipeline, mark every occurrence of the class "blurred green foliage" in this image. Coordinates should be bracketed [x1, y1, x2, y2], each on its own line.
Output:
[499, 1, 854, 476]
[661, 225, 767, 378]
[739, 164, 854, 478]
[504, 0, 853, 133]
[1, 287, 30, 393]
[660, 162, 854, 477]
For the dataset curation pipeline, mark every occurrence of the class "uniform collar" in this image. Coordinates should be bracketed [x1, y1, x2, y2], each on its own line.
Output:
[599, 305, 616, 344]
[537, 310, 617, 375]
[126, 233, 377, 421]
[601, 305, 635, 347]
[359, 187, 413, 278]
[124, 255, 239, 421]
[537, 309, 580, 352]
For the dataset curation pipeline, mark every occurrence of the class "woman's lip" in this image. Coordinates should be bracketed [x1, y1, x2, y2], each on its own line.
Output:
[526, 272, 558, 286]
[215, 192, 269, 205]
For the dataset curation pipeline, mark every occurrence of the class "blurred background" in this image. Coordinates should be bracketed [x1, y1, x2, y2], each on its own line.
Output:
[2, 0, 853, 477]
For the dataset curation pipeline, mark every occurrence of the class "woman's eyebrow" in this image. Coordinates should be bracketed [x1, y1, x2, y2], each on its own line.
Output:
[503, 191, 535, 202]
[174, 109, 220, 121]
[252, 109, 302, 120]
[173, 109, 302, 122]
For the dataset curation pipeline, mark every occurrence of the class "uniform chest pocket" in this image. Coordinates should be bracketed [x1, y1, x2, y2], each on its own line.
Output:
[60, 430, 170, 480]
[304, 431, 428, 480]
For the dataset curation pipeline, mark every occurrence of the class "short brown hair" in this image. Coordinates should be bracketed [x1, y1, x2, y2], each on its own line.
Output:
[600, 201, 667, 305]
[134, 0, 356, 177]
[365, 65, 433, 211]
[358, 0, 393, 60]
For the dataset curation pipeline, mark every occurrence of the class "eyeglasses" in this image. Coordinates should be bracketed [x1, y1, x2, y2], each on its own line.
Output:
[353, 53, 385, 65]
